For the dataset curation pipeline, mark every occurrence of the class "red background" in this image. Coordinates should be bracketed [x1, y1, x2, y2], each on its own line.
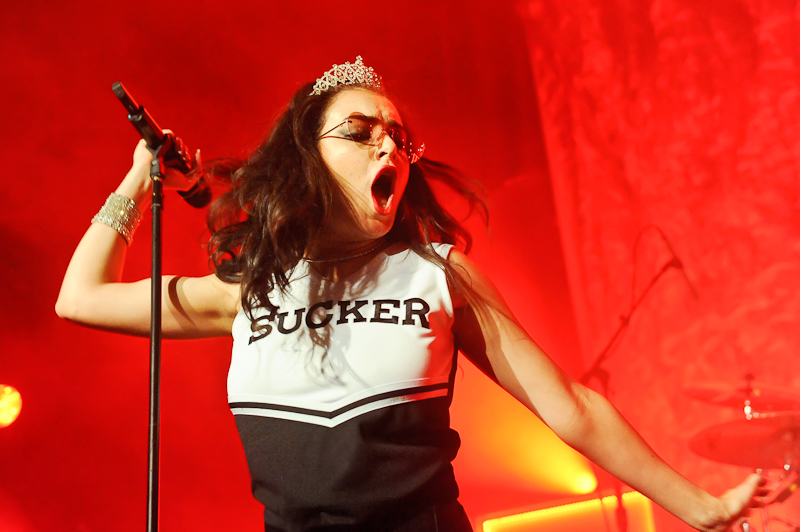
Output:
[1, 1, 797, 531]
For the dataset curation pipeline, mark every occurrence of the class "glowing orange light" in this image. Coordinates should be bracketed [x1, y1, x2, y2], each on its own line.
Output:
[572, 472, 598, 494]
[0, 385, 22, 427]
[451, 363, 599, 495]
[478, 491, 655, 532]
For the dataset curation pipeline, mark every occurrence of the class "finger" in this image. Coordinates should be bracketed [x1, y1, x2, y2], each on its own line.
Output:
[720, 474, 765, 518]
[740, 473, 765, 495]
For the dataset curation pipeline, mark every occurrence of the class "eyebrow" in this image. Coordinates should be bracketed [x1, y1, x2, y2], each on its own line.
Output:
[337, 112, 405, 129]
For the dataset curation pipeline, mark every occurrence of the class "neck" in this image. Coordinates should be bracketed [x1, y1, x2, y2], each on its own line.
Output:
[305, 237, 385, 263]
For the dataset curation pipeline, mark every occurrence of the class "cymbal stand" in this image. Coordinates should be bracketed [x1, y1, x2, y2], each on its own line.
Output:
[769, 516, 800, 531]
[742, 465, 799, 532]
[743, 373, 755, 420]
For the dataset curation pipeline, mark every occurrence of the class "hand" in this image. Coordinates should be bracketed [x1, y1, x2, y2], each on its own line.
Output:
[707, 474, 767, 531]
[130, 132, 198, 191]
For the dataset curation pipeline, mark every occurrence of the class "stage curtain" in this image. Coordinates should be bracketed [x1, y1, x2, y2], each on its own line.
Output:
[520, 1, 800, 529]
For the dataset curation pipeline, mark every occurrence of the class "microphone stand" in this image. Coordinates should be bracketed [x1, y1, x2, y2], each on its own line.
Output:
[145, 139, 171, 532]
[580, 256, 680, 388]
[579, 256, 684, 532]
[112, 82, 201, 532]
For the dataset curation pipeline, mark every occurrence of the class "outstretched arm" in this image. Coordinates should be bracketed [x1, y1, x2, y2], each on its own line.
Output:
[449, 249, 762, 531]
[56, 139, 239, 339]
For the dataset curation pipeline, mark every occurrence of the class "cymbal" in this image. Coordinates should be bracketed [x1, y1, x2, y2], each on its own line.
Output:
[689, 415, 800, 469]
[684, 381, 800, 412]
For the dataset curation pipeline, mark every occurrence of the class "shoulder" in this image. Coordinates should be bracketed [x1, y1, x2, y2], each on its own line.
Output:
[442, 249, 485, 309]
[445, 249, 512, 317]
[431, 242, 455, 259]
[172, 273, 241, 317]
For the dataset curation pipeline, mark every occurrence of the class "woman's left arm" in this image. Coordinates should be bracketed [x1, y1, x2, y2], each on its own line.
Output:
[448, 250, 762, 532]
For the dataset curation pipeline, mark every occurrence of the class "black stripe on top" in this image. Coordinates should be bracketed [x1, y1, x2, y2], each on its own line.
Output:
[229, 382, 450, 420]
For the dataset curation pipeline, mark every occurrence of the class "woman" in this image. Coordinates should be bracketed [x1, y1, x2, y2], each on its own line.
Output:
[57, 57, 762, 531]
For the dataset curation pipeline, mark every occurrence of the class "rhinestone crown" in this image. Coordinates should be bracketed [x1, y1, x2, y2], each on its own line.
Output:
[310, 56, 383, 96]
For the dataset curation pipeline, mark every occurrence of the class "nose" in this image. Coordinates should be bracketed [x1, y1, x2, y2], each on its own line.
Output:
[375, 127, 400, 160]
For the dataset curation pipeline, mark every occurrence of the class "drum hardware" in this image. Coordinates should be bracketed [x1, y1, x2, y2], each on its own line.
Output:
[763, 470, 798, 506]
[685, 374, 800, 532]
[683, 374, 800, 420]
[688, 415, 800, 470]
[769, 516, 800, 531]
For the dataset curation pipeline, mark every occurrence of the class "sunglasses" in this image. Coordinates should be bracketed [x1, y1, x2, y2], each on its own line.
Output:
[319, 114, 425, 164]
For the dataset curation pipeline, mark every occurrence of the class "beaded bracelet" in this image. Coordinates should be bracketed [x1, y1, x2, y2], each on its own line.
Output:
[91, 193, 142, 245]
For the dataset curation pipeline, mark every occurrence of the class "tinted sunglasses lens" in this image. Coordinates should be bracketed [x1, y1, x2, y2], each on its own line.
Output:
[386, 127, 408, 150]
[407, 142, 425, 164]
[388, 127, 425, 162]
[346, 117, 374, 143]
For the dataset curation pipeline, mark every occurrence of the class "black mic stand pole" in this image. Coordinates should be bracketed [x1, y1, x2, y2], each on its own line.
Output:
[112, 82, 199, 532]
[146, 138, 173, 532]
[579, 256, 683, 532]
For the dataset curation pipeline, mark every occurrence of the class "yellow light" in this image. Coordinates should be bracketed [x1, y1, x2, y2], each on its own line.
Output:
[451, 363, 599, 495]
[0, 385, 22, 428]
[479, 491, 655, 532]
[573, 472, 598, 494]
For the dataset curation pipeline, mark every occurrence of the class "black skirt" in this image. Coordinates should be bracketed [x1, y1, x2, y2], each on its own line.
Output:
[264, 499, 473, 532]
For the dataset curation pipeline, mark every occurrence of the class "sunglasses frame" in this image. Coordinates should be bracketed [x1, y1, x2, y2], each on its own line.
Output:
[319, 114, 425, 164]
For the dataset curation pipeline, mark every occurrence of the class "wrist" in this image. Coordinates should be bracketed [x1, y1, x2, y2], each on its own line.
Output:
[690, 493, 729, 532]
[91, 193, 143, 245]
[116, 163, 153, 208]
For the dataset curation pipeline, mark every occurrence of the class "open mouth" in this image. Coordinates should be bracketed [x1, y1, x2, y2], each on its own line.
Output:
[371, 168, 397, 215]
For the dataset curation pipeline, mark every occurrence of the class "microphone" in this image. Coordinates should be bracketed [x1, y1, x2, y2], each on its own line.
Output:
[111, 82, 211, 208]
[658, 230, 699, 299]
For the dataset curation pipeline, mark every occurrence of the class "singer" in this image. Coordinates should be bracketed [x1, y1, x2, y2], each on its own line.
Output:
[56, 57, 762, 531]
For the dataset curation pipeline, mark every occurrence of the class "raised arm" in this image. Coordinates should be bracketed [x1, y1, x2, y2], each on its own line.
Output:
[448, 249, 762, 531]
[55, 139, 239, 339]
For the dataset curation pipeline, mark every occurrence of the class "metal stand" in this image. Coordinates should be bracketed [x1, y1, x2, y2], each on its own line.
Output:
[580, 256, 681, 389]
[146, 139, 172, 532]
[111, 81, 201, 532]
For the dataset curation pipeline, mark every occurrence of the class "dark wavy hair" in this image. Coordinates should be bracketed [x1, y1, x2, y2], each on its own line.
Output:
[204, 81, 486, 321]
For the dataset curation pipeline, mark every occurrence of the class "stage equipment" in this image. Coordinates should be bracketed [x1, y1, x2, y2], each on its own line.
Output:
[687, 374, 800, 531]
[580, 225, 699, 392]
[689, 414, 800, 470]
[580, 226, 699, 532]
[656, 227, 698, 300]
[476, 490, 655, 532]
[112, 82, 208, 532]
[112, 82, 211, 208]
[0, 385, 22, 428]
[684, 374, 800, 419]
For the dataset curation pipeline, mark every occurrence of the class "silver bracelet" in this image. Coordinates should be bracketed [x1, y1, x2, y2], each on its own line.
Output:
[91, 193, 142, 245]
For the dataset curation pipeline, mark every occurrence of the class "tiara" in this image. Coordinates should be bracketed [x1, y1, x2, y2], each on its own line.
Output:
[310, 56, 383, 96]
